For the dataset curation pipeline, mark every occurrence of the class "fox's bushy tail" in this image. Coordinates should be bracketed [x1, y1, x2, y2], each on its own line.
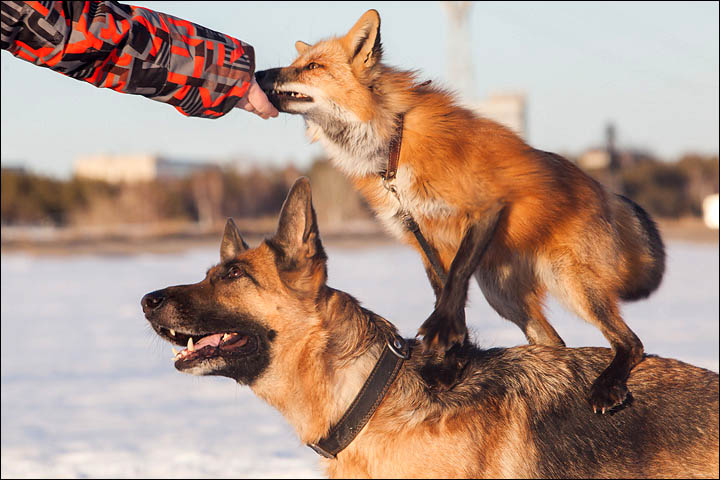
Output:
[617, 194, 666, 301]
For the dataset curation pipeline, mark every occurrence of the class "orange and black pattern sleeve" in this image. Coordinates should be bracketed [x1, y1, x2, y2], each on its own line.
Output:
[1, 1, 255, 118]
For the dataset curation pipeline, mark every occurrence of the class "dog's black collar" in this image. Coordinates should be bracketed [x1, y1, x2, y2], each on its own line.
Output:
[307, 334, 410, 459]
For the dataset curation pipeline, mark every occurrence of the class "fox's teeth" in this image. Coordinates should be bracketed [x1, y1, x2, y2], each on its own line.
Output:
[172, 347, 179, 355]
[188, 337, 194, 351]
[222, 333, 231, 341]
[170, 329, 175, 336]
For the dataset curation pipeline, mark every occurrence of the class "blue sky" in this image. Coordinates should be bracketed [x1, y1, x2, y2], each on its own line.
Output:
[1, 1, 718, 178]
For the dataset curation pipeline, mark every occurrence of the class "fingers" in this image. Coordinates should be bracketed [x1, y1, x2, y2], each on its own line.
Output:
[246, 78, 278, 119]
[234, 78, 278, 119]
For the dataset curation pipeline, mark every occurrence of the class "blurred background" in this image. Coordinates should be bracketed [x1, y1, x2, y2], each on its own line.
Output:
[1, 1, 718, 478]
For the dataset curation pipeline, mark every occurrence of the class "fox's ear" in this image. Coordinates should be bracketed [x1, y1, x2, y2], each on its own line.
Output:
[295, 40, 311, 54]
[344, 9, 382, 70]
[220, 218, 249, 263]
[272, 177, 324, 262]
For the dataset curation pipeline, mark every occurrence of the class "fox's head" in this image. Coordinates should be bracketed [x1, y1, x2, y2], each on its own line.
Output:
[256, 9, 388, 124]
[257, 10, 436, 176]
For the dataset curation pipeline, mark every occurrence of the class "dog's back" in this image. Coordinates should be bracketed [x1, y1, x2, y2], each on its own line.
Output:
[476, 346, 718, 478]
[343, 343, 719, 478]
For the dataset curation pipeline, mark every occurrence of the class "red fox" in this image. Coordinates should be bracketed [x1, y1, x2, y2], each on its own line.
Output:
[256, 10, 665, 413]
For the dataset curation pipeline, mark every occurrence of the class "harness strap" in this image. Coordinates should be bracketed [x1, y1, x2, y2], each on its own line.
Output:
[402, 214, 448, 286]
[308, 335, 409, 459]
[382, 113, 448, 286]
[385, 114, 404, 183]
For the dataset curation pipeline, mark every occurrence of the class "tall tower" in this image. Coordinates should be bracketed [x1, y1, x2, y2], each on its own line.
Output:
[442, 1, 528, 139]
[442, 1, 475, 104]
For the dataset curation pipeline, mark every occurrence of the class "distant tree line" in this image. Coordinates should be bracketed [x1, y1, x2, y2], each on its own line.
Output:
[1, 165, 303, 227]
[584, 153, 718, 219]
[1, 154, 717, 227]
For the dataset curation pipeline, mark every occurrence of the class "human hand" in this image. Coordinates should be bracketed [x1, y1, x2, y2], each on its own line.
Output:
[236, 77, 279, 119]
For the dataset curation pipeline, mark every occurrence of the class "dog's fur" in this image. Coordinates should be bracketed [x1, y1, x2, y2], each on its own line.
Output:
[142, 178, 718, 478]
[255, 10, 666, 411]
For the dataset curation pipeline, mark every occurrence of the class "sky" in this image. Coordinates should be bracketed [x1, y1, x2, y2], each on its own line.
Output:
[1, 1, 718, 179]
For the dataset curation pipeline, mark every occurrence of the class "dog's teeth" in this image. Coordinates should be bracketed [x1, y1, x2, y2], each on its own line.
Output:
[222, 333, 230, 341]
[170, 329, 176, 336]
[172, 347, 179, 355]
[188, 337, 194, 351]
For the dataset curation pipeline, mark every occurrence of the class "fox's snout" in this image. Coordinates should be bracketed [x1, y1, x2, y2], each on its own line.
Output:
[255, 68, 282, 91]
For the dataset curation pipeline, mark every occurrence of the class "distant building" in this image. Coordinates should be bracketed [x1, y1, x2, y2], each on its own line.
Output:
[578, 148, 612, 170]
[73, 154, 216, 183]
[473, 93, 527, 139]
[1, 164, 26, 174]
[703, 194, 719, 230]
[577, 123, 655, 171]
[577, 148, 656, 171]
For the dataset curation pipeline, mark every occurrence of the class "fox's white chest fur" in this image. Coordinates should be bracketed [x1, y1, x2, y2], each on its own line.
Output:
[305, 117, 456, 240]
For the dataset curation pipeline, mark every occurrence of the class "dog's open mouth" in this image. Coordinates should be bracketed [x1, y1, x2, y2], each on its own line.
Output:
[155, 326, 258, 371]
[268, 89, 313, 102]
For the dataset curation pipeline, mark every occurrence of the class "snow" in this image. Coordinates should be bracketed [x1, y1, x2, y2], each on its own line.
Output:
[1, 241, 718, 478]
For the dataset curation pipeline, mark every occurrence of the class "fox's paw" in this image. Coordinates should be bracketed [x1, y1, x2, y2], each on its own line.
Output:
[419, 344, 470, 392]
[589, 374, 629, 414]
[417, 308, 467, 354]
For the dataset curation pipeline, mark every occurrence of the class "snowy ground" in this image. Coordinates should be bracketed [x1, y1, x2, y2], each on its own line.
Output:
[1, 241, 718, 478]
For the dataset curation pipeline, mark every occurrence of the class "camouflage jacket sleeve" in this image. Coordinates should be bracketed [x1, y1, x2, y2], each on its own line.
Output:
[1, 1, 255, 118]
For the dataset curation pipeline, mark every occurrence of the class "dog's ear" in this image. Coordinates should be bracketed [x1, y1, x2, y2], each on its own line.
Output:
[343, 9, 382, 70]
[295, 40, 311, 54]
[220, 218, 249, 263]
[270, 177, 327, 293]
[270, 177, 327, 295]
[273, 177, 324, 261]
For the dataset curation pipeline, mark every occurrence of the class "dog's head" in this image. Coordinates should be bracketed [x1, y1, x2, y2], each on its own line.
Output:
[255, 10, 385, 122]
[142, 177, 328, 386]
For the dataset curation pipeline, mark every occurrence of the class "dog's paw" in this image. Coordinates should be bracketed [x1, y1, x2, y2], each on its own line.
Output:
[589, 375, 629, 414]
[417, 308, 467, 354]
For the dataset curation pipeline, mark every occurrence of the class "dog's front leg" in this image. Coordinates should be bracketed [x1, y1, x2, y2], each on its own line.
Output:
[418, 203, 506, 353]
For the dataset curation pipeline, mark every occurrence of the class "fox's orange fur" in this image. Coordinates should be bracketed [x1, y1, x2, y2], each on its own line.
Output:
[256, 10, 666, 411]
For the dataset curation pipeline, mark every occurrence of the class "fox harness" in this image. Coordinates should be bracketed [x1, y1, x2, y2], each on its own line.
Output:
[381, 111, 449, 288]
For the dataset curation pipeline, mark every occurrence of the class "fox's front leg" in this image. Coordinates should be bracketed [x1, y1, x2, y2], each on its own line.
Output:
[418, 203, 506, 353]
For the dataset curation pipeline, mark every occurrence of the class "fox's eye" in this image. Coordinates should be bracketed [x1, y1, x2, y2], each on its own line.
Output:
[307, 62, 321, 70]
[226, 265, 242, 279]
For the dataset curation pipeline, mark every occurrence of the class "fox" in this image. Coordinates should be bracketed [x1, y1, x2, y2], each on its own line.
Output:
[255, 9, 666, 413]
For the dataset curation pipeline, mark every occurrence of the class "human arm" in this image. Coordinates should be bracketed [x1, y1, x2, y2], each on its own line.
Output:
[1, 1, 275, 118]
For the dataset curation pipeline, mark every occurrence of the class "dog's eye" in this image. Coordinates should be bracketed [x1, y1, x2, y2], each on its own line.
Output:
[306, 62, 321, 70]
[226, 265, 242, 279]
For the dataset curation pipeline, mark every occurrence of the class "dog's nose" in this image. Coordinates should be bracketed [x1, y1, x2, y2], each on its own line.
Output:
[141, 290, 165, 313]
[255, 70, 267, 83]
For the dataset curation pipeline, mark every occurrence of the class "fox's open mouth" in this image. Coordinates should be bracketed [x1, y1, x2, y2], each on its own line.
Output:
[268, 89, 313, 102]
[154, 325, 258, 371]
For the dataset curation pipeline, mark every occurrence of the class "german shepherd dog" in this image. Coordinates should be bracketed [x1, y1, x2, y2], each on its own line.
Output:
[142, 178, 718, 478]
[255, 10, 666, 412]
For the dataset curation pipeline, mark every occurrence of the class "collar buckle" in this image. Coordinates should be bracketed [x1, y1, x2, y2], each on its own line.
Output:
[387, 335, 410, 360]
[308, 443, 336, 459]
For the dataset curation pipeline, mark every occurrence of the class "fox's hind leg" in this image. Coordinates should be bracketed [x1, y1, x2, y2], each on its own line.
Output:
[582, 288, 644, 413]
[475, 269, 565, 347]
[555, 262, 645, 413]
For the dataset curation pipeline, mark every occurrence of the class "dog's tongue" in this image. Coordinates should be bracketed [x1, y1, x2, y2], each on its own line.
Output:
[195, 333, 223, 350]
